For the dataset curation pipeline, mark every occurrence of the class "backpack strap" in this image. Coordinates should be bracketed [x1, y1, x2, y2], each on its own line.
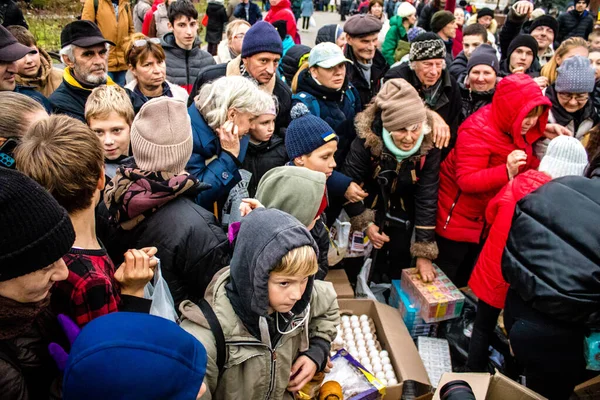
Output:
[94, 0, 99, 16]
[197, 298, 226, 378]
[292, 92, 320, 117]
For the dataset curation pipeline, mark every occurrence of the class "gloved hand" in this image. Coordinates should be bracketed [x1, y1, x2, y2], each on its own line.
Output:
[48, 314, 81, 372]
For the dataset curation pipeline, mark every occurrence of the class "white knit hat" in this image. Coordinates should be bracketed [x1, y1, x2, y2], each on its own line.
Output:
[397, 2, 417, 18]
[539, 136, 588, 178]
[131, 97, 193, 174]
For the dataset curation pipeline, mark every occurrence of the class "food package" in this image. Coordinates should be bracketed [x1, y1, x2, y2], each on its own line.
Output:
[323, 350, 385, 400]
[417, 337, 453, 389]
[400, 266, 465, 323]
[390, 281, 439, 338]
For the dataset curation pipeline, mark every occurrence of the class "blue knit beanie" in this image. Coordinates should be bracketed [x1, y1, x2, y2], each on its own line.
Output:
[241, 21, 283, 58]
[285, 103, 338, 159]
[555, 55, 596, 94]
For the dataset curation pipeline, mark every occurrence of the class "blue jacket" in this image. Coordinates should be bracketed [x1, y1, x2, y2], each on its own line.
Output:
[14, 85, 52, 114]
[186, 104, 249, 210]
[233, 1, 263, 25]
[301, 0, 313, 17]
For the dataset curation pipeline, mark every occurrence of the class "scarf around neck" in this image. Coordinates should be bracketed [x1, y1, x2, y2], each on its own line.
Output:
[382, 127, 424, 162]
[0, 295, 51, 340]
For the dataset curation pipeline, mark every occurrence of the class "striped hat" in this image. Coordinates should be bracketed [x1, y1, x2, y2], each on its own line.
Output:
[409, 32, 446, 62]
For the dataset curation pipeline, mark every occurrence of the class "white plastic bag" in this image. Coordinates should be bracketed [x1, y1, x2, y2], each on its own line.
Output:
[355, 258, 390, 304]
[328, 212, 351, 266]
[309, 16, 316, 27]
[143, 258, 177, 322]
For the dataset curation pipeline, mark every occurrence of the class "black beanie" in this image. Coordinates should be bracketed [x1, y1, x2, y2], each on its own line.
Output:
[431, 10, 456, 34]
[528, 15, 559, 39]
[467, 44, 499, 74]
[477, 8, 494, 19]
[507, 34, 539, 61]
[0, 168, 75, 282]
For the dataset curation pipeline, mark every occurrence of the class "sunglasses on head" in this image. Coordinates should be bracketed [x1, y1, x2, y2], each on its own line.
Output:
[133, 38, 161, 48]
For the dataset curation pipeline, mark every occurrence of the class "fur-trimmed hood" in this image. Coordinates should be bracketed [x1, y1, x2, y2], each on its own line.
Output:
[466, 13, 498, 34]
[354, 103, 436, 160]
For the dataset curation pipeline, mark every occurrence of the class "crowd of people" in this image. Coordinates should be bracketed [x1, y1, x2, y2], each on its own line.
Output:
[0, 0, 599, 399]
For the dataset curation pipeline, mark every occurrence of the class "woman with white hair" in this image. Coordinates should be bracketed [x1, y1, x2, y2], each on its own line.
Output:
[186, 75, 276, 212]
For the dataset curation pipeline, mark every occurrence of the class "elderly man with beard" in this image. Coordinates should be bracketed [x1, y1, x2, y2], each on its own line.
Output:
[50, 21, 116, 122]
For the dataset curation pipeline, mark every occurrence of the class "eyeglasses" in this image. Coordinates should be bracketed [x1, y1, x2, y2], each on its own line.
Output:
[557, 93, 589, 103]
[133, 38, 161, 48]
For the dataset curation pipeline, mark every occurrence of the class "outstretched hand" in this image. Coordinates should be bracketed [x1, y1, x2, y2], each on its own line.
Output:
[288, 355, 318, 392]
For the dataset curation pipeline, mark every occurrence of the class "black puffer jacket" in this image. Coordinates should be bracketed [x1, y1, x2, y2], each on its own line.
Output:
[449, 50, 468, 84]
[161, 33, 215, 93]
[0, 0, 28, 28]
[242, 136, 288, 197]
[385, 62, 462, 159]
[459, 82, 494, 123]
[502, 168, 600, 329]
[188, 61, 292, 137]
[344, 45, 389, 110]
[205, 2, 228, 44]
[341, 106, 441, 261]
[557, 9, 594, 43]
[280, 45, 311, 85]
[417, 4, 439, 31]
[0, 307, 62, 400]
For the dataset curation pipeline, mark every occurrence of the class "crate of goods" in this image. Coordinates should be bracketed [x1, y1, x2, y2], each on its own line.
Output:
[390, 281, 438, 338]
[400, 266, 465, 323]
[417, 337, 453, 389]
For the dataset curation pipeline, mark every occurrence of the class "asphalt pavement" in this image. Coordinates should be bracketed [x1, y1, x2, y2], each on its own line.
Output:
[295, 10, 346, 46]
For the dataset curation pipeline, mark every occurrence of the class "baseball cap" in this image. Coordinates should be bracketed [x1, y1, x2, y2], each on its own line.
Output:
[308, 42, 353, 68]
[0, 25, 36, 63]
[61, 20, 115, 49]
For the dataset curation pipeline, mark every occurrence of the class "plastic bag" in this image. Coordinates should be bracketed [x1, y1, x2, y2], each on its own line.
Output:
[309, 16, 317, 27]
[327, 212, 351, 266]
[584, 331, 600, 371]
[143, 258, 177, 322]
[355, 258, 390, 304]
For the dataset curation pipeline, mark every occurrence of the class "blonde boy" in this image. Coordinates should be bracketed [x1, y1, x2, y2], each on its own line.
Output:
[180, 208, 339, 400]
[85, 85, 135, 179]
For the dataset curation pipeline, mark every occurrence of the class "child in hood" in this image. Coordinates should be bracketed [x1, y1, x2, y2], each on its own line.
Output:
[180, 208, 339, 399]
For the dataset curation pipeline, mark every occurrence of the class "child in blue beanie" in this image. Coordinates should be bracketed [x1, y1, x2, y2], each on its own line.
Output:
[179, 208, 339, 400]
[63, 312, 208, 400]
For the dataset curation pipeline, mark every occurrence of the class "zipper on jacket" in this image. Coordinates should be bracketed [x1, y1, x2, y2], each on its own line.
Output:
[443, 190, 461, 230]
[185, 51, 190, 88]
[226, 339, 278, 399]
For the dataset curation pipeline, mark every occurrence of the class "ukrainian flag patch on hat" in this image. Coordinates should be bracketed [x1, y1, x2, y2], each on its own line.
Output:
[322, 131, 337, 142]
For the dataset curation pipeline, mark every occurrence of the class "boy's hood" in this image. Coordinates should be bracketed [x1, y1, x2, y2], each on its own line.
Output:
[226, 208, 318, 329]
[255, 166, 326, 226]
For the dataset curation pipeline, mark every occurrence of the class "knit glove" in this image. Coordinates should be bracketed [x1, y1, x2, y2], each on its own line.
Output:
[48, 314, 81, 372]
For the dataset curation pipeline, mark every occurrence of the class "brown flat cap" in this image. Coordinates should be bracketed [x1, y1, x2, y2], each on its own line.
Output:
[343, 14, 383, 36]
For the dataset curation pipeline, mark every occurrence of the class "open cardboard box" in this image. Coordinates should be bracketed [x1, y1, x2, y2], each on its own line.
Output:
[572, 375, 600, 399]
[338, 299, 432, 399]
[326, 269, 354, 299]
[432, 372, 547, 400]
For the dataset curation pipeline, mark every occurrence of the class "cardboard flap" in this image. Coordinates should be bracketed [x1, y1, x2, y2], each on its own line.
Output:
[487, 372, 547, 400]
[432, 372, 491, 400]
[573, 374, 600, 399]
[373, 301, 431, 388]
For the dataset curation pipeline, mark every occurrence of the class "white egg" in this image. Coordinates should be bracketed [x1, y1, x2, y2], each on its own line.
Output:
[383, 364, 393, 372]
[379, 350, 388, 358]
[356, 339, 366, 347]
[371, 356, 381, 366]
[341, 315, 350, 323]
[358, 350, 368, 359]
[361, 356, 371, 365]
[344, 327, 353, 335]
[354, 333, 364, 341]
[388, 378, 398, 385]
[351, 321, 360, 329]
[385, 370, 395, 380]
[372, 363, 383, 373]
[366, 339, 375, 347]
[353, 327, 362, 335]
[381, 356, 391, 365]
[375, 371, 386, 380]
[348, 346, 358, 354]
[342, 321, 351, 329]
[364, 332, 374, 341]
[369, 349, 380, 359]
[346, 340, 356, 348]
[350, 315, 359, 322]
[359, 314, 369, 321]
[333, 336, 344, 346]
[344, 333, 354, 342]
[361, 324, 371, 333]
[380, 378, 388, 386]
[357, 345, 366, 353]
[363, 363, 373, 371]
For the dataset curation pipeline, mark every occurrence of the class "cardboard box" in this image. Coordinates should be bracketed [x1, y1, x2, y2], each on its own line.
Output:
[572, 375, 600, 399]
[338, 299, 432, 399]
[401, 267, 465, 323]
[432, 372, 547, 400]
[326, 269, 355, 299]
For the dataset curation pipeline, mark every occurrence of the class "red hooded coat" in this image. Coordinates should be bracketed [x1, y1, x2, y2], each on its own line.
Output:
[436, 74, 551, 244]
[468, 169, 551, 309]
[265, 0, 299, 44]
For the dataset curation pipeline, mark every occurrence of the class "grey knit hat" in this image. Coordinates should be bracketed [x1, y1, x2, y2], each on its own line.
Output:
[555, 55, 596, 94]
[131, 97, 193, 174]
[539, 136, 588, 178]
[409, 32, 446, 62]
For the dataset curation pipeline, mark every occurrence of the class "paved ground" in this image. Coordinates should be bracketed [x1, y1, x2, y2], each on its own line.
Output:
[296, 10, 346, 46]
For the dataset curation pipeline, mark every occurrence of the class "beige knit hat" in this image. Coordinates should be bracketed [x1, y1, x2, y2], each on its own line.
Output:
[375, 78, 427, 132]
[130, 97, 193, 174]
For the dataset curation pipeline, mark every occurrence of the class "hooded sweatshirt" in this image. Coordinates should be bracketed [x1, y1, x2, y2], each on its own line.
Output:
[179, 208, 339, 400]
[15, 48, 63, 98]
[255, 167, 329, 279]
[63, 312, 207, 400]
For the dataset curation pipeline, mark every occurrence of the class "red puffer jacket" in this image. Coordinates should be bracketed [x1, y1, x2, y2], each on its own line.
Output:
[265, 0, 299, 43]
[468, 169, 551, 309]
[436, 74, 551, 244]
